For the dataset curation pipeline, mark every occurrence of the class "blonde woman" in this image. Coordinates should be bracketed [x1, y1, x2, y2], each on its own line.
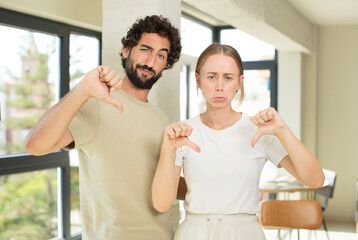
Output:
[152, 43, 324, 240]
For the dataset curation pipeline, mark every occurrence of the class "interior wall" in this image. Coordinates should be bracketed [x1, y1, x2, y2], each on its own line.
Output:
[301, 25, 318, 155]
[277, 51, 302, 139]
[0, 0, 102, 31]
[316, 25, 358, 222]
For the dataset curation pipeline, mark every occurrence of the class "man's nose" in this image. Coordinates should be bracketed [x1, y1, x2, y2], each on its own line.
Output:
[145, 53, 156, 67]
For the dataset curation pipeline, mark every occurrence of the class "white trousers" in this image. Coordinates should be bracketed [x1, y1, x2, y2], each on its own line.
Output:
[174, 212, 266, 240]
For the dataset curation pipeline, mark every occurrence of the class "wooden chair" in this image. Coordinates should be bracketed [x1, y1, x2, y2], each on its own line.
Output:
[259, 200, 323, 239]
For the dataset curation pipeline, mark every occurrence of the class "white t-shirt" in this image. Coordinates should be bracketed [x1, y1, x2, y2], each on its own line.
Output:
[175, 113, 288, 215]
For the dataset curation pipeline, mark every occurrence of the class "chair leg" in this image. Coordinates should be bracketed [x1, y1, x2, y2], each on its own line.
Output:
[277, 229, 281, 240]
[322, 217, 330, 240]
[298, 229, 300, 240]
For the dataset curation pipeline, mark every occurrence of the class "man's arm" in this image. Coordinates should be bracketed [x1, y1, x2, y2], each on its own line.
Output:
[25, 66, 123, 156]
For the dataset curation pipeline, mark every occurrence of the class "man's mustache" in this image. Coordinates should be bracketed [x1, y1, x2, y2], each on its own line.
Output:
[136, 64, 156, 76]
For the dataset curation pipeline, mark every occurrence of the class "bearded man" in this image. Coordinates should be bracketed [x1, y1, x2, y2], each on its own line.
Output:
[25, 15, 182, 240]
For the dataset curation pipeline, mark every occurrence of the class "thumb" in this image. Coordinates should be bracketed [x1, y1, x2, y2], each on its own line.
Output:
[185, 139, 201, 153]
[251, 131, 262, 148]
[103, 95, 124, 113]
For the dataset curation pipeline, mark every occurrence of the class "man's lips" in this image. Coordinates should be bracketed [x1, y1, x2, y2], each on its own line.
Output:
[213, 97, 227, 102]
[139, 68, 154, 76]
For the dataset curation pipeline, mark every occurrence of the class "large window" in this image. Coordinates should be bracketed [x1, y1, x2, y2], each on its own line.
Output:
[0, 8, 100, 240]
[220, 28, 277, 115]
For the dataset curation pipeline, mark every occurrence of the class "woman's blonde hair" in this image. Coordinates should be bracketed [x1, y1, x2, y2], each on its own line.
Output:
[196, 43, 245, 105]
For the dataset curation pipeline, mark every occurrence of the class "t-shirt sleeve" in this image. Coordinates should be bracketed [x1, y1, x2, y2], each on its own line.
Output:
[65, 98, 100, 150]
[265, 135, 288, 167]
[175, 147, 184, 167]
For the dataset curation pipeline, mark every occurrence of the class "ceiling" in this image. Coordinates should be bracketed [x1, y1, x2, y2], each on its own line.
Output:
[183, 0, 358, 27]
[287, 0, 358, 26]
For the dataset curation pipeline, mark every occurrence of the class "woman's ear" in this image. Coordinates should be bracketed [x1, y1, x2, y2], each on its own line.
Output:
[239, 74, 244, 88]
[195, 72, 201, 89]
[122, 47, 130, 58]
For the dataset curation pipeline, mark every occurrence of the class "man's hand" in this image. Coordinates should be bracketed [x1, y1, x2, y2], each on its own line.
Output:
[164, 122, 201, 153]
[80, 66, 123, 112]
[250, 107, 287, 147]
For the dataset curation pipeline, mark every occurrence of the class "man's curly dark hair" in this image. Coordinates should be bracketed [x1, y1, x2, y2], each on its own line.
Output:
[120, 15, 182, 70]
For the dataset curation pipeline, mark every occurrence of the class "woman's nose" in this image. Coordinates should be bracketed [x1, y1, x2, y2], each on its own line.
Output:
[215, 79, 223, 91]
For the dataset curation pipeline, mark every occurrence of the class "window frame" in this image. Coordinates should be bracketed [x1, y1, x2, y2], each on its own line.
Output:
[0, 7, 101, 240]
[215, 26, 278, 110]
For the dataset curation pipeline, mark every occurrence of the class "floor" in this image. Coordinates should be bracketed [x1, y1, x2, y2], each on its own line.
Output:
[263, 221, 358, 240]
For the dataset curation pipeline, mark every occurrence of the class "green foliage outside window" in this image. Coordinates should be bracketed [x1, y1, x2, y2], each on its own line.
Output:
[0, 171, 58, 240]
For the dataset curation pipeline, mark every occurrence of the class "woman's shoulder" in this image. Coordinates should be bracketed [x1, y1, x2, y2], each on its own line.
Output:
[182, 115, 201, 126]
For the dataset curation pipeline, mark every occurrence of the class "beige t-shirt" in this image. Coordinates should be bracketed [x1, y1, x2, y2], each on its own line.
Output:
[68, 90, 177, 240]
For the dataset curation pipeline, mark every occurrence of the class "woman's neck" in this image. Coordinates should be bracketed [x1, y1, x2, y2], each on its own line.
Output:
[200, 107, 241, 130]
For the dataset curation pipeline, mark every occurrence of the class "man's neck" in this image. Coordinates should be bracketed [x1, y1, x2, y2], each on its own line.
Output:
[121, 75, 150, 102]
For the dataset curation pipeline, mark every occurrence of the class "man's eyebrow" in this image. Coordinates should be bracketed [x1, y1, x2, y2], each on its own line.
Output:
[141, 44, 169, 53]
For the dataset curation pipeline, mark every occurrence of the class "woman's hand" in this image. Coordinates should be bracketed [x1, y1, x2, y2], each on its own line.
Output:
[164, 122, 201, 153]
[250, 107, 287, 147]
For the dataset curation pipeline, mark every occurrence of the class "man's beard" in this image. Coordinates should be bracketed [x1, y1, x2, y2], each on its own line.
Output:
[125, 56, 163, 90]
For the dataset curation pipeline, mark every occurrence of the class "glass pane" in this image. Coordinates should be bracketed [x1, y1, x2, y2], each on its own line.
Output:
[181, 17, 213, 57]
[237, 69, 271, 115]
[0, 25, 60, 156]
[69, 33, 99, 234]
[70, 150, 81, 234]
[0, 169, 58, 239]
[180, 65, 188, 121]
[70, 34, 100, 89]
[188, 70, 202, 119]
[221, 29, 275, 61]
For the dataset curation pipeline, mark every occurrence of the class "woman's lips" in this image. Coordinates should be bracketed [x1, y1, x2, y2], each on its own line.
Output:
[213, 97, 226, 102]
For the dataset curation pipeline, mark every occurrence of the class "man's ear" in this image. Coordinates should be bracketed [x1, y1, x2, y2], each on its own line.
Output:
[122, 47, 130, 58]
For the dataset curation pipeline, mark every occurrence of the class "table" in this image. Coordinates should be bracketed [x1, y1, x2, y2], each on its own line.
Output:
[259, 175, 328, 199]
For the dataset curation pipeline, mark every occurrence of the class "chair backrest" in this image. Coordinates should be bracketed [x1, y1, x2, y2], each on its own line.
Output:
[259, 200, 323, 230]
[315, 169, 337, 210]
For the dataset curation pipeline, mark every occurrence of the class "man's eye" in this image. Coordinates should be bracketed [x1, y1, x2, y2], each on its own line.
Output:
[141, 48, 149, 52]
[208, 76, 214, 80]
[226, 77, 233, 80]
[158, 54, 165, 59]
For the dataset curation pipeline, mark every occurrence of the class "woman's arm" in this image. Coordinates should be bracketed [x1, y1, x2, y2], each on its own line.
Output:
[152, 122, 200, 212]
[251, 107, 324, 188]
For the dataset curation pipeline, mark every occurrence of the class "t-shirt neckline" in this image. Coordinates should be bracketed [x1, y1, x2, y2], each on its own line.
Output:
[197, 112, 246, 136]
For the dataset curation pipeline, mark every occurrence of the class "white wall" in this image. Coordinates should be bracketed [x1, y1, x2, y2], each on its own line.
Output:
[277, 52, 302, 139]
[0, 0, 102, 31]
[315, 25, 358, 222]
